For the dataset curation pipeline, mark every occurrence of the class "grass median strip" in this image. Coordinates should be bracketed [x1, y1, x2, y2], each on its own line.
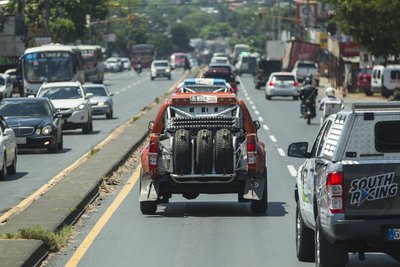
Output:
[0, 225, 73, 252]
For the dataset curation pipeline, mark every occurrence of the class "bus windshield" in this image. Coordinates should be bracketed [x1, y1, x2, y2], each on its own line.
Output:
[23, 51, 74, 83]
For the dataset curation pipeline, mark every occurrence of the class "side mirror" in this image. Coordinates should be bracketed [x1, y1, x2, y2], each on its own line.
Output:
[86, 93, 94, 99]
[253, 120, 261, 130]
[287, 142, 309, 158]
[54, 112, 63, 118]
[236, 81, 240, 85]
[109, 93, 114, 97]
[4, 128, 14, 136]
[148, 121, 154, 131]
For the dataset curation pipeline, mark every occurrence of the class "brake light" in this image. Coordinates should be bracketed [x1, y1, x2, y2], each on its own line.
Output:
[148, 142, 159, 168]
[327, 172, 344, 213]
[268, 82, 275, 87]
[247, 141, 257, 166]
[294, 81, 299, 87]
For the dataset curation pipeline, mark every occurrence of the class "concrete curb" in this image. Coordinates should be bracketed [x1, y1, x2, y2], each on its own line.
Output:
[0, 70, 199, 266]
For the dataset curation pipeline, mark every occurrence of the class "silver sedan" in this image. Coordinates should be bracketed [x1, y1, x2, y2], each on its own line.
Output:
[265, 72, 300, 100]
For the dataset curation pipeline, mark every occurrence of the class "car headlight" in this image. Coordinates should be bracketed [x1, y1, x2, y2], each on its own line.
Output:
[42, 125, 52, 135]
[98, 101, 105, 107]
[75, 103, 86, 110]
[166, 69, 170, 73]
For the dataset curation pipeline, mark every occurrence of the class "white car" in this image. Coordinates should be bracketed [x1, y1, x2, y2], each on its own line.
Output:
[265, 72, 300, 100]
[104, 57, 122, 72]
[37, 81, 94, 134]
[150, 60, 171, 80]
[0, 73, 14, 99]
[120, 57, 131, 70]
[0, 116, 17, 179]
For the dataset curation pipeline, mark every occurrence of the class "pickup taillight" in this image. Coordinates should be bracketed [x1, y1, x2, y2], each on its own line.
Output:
[327, 172, 344, 213]
[148, 142, 159, 169]
[247, 141, 257, 167]
[268, 82, 275, 87]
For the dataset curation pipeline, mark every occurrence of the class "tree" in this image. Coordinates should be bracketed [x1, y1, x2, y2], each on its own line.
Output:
[169, 23, 192, 52]
[330, 0, 400, 61]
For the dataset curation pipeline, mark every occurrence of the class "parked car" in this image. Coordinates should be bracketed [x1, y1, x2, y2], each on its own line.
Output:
[0, 116, 17, 179]
[37, 81, 93, 134]
[372, 65, 400, 97]
[150, 60, 171, 80]
[357, 67, 372, 96]
[120, 57, 131, 70]
[265, 72, 300, 100]
[0, 98, 63, 153]
[83, 84, 114, 119]
[104, 57, 122, 72]
[0, 73, 14, 100]
[371, 65, 385, 95]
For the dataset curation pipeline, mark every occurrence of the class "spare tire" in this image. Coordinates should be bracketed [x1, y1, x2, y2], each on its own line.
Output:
[215, 128, 233, 174]
[173, 129, 191, 174]
[195, 129, 213, 174]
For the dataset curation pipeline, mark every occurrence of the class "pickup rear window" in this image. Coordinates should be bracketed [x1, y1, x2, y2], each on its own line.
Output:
[375, 121, 400, 152]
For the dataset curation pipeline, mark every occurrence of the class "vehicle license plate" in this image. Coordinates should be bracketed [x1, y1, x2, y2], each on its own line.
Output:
[388, 228, 400, 240]
[16, 137, 26, 145]
[190, 95, 217, 103]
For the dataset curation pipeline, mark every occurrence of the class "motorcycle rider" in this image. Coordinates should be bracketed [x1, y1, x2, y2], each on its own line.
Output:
[319, 87, 338, 110]
[299, 76, 318, 117]
[135, 57, 142, 74]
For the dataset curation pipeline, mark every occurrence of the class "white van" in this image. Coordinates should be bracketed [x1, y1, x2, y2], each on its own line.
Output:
[373, 65, 400, 97]
[371, 65, 385, 94]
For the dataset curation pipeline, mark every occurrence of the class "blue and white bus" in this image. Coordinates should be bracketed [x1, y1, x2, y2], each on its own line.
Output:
[21, 44, 85, 96]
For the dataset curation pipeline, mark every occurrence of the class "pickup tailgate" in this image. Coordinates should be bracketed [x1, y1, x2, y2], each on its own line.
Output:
[343, 163, 400, 217]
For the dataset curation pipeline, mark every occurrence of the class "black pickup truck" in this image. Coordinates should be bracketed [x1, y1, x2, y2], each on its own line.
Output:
[288, 102, 400, 266]
[253, 59, 282, 89]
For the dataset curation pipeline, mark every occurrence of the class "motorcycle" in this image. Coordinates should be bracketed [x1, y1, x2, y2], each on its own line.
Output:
[301, 99, 316, 125]
[135, 63, 142, 75]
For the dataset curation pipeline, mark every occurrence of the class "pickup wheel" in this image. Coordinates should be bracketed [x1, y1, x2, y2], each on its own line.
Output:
[214, 129, 233, 174]
[296, 202, 314, 262]
[173, 129, 191, 174]
[195, 129, 213, 174]
[250, 168, 268, 214]
[140, 201, 157, 215]
[315, 216, 347, 267]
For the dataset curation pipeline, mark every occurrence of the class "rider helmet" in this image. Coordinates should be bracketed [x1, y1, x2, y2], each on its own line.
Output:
[325, 87, 335, 96]
[303, 77, 312, 85]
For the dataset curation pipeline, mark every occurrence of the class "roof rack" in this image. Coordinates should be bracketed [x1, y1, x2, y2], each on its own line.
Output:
[351, 102, 400, 112]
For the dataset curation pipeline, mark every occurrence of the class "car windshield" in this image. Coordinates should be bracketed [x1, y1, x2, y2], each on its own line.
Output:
[273, 75, 295, 82]
[154, 62, 168, 67]
[0, 78, 4, 85]
[0, 101, 51, 118]
[84, 86, 108, 96]
[38, 86, 83, 100]
[298, 62, 317, 68]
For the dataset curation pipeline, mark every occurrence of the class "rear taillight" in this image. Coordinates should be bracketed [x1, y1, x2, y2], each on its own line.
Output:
[148, 142, 159, 168]
[247, 141, 257, 167]
[327, 172, 344, 213]
[268, 82, 275, 87]
[294, 81, 299, 87]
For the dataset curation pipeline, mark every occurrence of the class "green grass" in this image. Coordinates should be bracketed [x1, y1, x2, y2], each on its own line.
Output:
[0, 225, 73, 252]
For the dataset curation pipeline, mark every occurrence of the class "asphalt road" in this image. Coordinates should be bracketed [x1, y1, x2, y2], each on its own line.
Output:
[45, 74, 399, 267]
[0, 69, 179, 216]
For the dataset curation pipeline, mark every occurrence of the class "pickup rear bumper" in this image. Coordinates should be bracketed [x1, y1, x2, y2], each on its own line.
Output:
[329, 218, 400, 241]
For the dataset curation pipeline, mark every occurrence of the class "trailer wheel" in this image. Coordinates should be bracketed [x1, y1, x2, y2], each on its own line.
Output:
[173, 129, 191, 174]
[215, 129, 233, 174]
[195, 129, 213, 174]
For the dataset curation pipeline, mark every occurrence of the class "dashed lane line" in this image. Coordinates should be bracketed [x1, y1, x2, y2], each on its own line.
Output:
[255, 110, 260, 115]
[258, 116, 264, 122]
[287, 165, 297, 177]
[269, 135, 277, 143]
[252, 105, 256, 110]
[262, 124, 269, 131]
[249, 100, 254, 105]
[278, 148, 286, 156]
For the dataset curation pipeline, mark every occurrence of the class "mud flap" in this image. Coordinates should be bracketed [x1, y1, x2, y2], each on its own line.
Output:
[139, 173, 159, 202]
[243, 176, 266, 200]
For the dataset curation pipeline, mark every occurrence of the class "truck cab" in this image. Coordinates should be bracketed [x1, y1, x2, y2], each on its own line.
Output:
[288, 102, 400, 266]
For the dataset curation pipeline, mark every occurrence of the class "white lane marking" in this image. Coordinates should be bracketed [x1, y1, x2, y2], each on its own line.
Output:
[122, 88, 127, 92]
[246, 96, 250, 101]
[288, 165, 297, 177]
[258, 116, 264, 122]
[263, 124, 269, 131]
[252, 105, 256, 110]
[277, 148, 286, 156]
[128, 85, 132, 88]
[249, 100, 254, 105]
[115, 91, 120, 95]
[255, 110, 260, 115]
[269, 135, 277, 142]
